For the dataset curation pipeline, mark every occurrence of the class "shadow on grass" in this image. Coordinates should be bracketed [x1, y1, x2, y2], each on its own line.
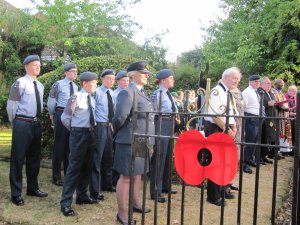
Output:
[0, 155, 295, 225]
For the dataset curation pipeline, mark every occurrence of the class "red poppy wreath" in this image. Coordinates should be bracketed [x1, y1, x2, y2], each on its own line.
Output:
[174, 130, 238, 186]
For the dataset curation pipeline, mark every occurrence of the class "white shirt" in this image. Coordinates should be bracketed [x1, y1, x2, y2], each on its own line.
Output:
[205, 82, 238, 125]
[242, 86, 260, 115]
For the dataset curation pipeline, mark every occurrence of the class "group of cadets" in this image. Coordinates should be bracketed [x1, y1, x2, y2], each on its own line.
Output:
[6, 55, 179, 224]
[6, 55, 297, 222]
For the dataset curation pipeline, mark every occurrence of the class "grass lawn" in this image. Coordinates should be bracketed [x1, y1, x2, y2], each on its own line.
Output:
[0, 152, 294, 225]
[0, 128, 12, 158]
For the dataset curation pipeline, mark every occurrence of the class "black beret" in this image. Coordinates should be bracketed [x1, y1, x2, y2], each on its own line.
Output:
[79, 71, 97, 81]
[249, 74, 261, 81]
[23, 55, 40, 65]
[64, 63, 77, 72]
[116, 70, 128, 80]
[155, 69, 174, 80]
[127, 60, 150, 74]
[100, 69, 115, 77]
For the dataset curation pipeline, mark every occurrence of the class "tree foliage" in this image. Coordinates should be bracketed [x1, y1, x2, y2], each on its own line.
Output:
[32, 0, 139, 56]
[200, 0, 300, 85]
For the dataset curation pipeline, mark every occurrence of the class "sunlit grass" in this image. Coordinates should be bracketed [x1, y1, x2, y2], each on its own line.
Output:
[0, 128, 12, 156]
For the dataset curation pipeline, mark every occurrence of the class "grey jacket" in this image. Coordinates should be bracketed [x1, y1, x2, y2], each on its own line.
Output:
[113, 83, 155, 145]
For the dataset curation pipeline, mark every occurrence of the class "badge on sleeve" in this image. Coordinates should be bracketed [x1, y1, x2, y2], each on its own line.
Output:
[174, 130, 238, 186]
[9, 81, 21, 101]
[64, 95, 77, 115]
[49, 82, 59, 98]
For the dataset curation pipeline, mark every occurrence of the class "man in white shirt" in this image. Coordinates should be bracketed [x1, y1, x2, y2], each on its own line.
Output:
[242, 75, 261, 174]
[204, 67, 240, 206]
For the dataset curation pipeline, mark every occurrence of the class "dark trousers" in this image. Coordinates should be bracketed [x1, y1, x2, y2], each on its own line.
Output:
[60, 130, 95, 208]
[243, 114, 259, 165]
[150, 119, 172, 196]
[89, 124, 113, 195]
[52, 110, 70, 182]
[10, 120, 41, 197]
[261, 122, 269, 159]
[162, 144, 172, 191]
[204, 120, 222, 201]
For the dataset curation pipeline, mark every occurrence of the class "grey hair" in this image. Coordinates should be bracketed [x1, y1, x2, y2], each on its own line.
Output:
[274, 78, 284, 85]
[288, 85, 297, 91]
[260, 76, 271, 83]
[222, 67, 241, 79]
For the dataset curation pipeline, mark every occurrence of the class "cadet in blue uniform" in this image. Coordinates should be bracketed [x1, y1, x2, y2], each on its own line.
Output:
[89, 69, 116, 202]
[47, 63, 78, 186]
[150, 69, 180, 203]
[6, 55, 48, 206]
[114, 70, 129, 101]
[113, 61, 154, 224]
[60, 72, 98, 217]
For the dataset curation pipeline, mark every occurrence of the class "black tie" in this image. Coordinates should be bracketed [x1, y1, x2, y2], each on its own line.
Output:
[87, 95, 95, 129]
[166, 91, 176, 112]
[106, 90, 114, 123]
[70, 82, 74, 96]
[256, 90, 266, 117]
[33, 81, 41, 117]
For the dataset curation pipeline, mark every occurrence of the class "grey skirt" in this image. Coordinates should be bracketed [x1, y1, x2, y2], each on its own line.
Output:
[113, 143, 149, 176]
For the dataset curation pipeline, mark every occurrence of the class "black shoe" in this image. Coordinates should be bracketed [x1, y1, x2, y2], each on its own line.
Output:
[53, 180, 64, 186]
[102, 186, 116, 192]
[76, 196, 99, 204]
[229, 184, 239, 191]
[151, 194, 166, 203]
[162, 189, 177, 194]
[11, 196, 24, 206]
[278, 153, 285, 160]
[133, 206, 151, 213]
[260, 160, 266, 165]
[249, 161, 257, 167]
[243, 166, 253, 174]
[27, 189, 48, 197]
[116, 213, 136, 225]
[263, 157, 273, 164]
[90, 193, 104, 201]
[207, 198, 222, 206]
[225, 191, 235, 199]
[61, 206, 75, 217]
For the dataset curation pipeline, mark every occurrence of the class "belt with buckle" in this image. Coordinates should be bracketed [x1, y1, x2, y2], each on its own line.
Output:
[97, 122, 110, 126]
[71, 127, 94, 132]
[55, 107, 64, 112]
[15, 115, 40, 123]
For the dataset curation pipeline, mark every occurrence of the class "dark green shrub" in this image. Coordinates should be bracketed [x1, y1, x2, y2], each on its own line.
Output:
[0, 95, 9, 125]
[1, 43, 23, 87]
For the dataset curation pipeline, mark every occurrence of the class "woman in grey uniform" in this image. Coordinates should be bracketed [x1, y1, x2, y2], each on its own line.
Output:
[113, 61, 154, 225]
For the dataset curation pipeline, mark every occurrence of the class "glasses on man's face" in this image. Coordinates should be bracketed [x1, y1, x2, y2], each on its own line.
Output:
[68, 70, 78, 74]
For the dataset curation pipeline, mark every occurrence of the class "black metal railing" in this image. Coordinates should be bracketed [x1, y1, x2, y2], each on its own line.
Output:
[126, 90, 299, 225]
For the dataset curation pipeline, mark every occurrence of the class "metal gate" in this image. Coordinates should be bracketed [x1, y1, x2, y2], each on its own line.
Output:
[127, 81, 299, 225]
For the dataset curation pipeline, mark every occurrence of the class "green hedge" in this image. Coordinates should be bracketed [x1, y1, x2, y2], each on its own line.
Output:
[0, 95, 9, 125]
[38, 55, 159, 157]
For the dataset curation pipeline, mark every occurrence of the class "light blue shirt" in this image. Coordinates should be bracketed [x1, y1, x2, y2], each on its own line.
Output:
[6, 74, 44, 122]
[113, 86, 124, 103]
[151, 85, 174, 113]
[61, 89, 96, 130]
[95, 85, 115, 122]
[47, 77, 78, 115]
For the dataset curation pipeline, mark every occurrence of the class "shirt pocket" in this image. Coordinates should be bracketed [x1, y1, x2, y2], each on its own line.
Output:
[24, 86, 35, 96]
